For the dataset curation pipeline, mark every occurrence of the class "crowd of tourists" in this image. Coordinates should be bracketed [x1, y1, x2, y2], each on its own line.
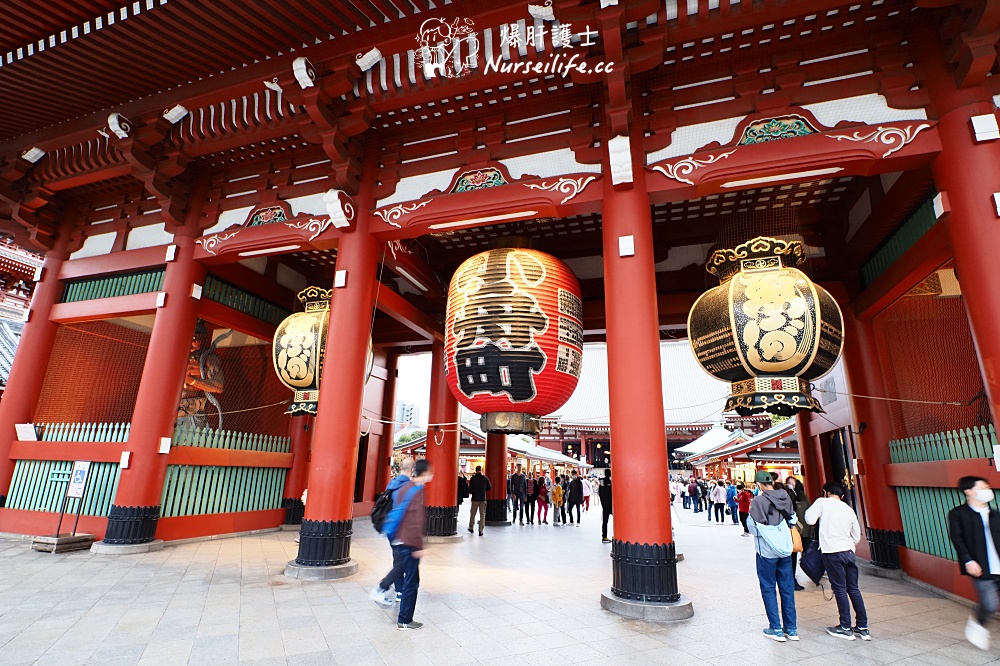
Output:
[364, 455, 1000, 652]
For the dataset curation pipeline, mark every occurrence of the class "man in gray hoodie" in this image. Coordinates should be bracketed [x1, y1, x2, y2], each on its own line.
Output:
[747, 470, 798, 643]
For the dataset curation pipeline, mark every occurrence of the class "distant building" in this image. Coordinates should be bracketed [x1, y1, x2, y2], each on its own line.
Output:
[394, 402, 420, 429]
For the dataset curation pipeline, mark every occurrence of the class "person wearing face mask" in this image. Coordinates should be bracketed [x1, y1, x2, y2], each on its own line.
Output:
[805, 482, 867, 641]
[948, 476, 1000, 651]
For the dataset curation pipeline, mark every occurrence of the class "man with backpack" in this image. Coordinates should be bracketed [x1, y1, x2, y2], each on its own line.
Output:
[806, 482, 868, 641]
[370, 458, 414, 607]
[467, 466, 491, 536]
[747, 470, 798, 643]
[390, 459, 434, 630]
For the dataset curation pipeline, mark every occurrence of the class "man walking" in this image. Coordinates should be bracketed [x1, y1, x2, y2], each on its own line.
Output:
[805, 482, 868, 641]
[727, 480, 739, 525]
[747, 470, 798, 643]
[599, 468, 613, 543]
[467, 465, 491, 536]
[949, 476, 1000, 650]
[510, 465, 527, 525]
[370, 458, 414, 607]
[394, 459, 433, 630]
[567, 471, 584, 525]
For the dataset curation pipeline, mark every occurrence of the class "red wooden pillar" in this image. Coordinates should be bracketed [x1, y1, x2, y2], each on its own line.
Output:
[485, 432, 510, 525]
[100, 230, 206, 546]
[600, 135, 688, 613]
[795, 413, 822, 501]
[375, 352, 399, 494]
[921, 25, 1000, 428]
[0, 230, 70, 507]
[293, 151, 379, 574]
[840, 310, 904, 565]
[424, 338, 460, 536]
[282, 415, 313, 524]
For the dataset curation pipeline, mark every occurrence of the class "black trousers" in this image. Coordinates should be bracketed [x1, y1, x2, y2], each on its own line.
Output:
[526, 497, 535, 522]
[567, 502, 581, 523]
[379, 543, 405, 591]
[602, 508, 612, 539]
[512, 495, 525, 523]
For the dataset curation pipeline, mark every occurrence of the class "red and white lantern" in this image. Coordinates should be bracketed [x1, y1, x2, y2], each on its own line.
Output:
[444, 246, 583, 434]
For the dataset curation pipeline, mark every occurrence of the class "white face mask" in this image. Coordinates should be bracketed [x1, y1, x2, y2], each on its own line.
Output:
[976, 488, 995, 504]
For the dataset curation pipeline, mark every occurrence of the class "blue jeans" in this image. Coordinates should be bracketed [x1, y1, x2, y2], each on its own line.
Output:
[682, 495, 690, 509]
[823, 550, 868, 629]
[379, 543, 405, 592]
[756, 553, 796, 633]
[693, 498, 701, 513]
[397, 547, 421, 625]
[729, 503, 739, 523]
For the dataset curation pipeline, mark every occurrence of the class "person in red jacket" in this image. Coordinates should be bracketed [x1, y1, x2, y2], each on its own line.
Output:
[393, 459, 434, 630]
[737, 483, 754, 536]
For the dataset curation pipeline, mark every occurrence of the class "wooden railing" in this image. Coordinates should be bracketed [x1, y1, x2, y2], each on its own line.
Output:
[61, 268, 165, 303]
[35, 422, 132, 442]
[5, 460, 120, 517]
[888, 425, 1000, 562]
[172, 425, 290, 452]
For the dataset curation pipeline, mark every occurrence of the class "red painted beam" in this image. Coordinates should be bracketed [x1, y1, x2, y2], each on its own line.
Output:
[197, 299, 278, 343]
[166, 447, 292, 469]
[899, 547, 975, 602]
[375, 286, 442, 342]
[853, 220, 952, 320]
[0, 508, 108, 540]
[49, 292, 159, 323]
[883, 458, 1000, 488]
[156, 508, 285, 541]
[9, 441, 128, 463]
[58, 245, 170, 280]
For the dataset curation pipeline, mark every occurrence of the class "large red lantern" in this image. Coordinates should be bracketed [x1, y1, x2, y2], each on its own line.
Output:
[444, 245, 583, 434]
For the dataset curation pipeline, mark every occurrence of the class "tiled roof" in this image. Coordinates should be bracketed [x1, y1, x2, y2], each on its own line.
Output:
[549, 341, 732, 426]
[687, 419, 798, 466]
[675, 423, 748, 455]
[0, 319, 23, 387]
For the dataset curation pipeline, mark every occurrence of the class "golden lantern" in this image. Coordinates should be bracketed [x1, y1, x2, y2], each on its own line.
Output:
[688, 237, 844, 416]
[273, 286, 373, 415]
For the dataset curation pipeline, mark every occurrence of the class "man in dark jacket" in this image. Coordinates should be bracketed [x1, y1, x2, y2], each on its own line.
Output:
[599, 468, 613, 543]
[567, 471, 584, 525]
[467, 466, 491, 536]
[510, 465, 527, 525]
[687, 478, 702, 513]
[949, 475, 1000, 651]
[394, 459, 433, 630]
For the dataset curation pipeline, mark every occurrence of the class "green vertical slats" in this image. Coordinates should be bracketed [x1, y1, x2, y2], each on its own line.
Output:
[61, 269, 166, 303]
[7, 460, 120, 516]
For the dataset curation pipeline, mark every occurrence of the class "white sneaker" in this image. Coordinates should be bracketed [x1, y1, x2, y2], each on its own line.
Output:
[369, 585, 393, 608]
[966, 617, 990, 651]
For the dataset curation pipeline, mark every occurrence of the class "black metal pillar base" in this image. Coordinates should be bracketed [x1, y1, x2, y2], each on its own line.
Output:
[611, 540, 681, 603]
[425, 505, 458, 536]
[866, 527, 905, 569]
[0, 493, 6, 508]
[103, 505, 160, 545]
[295, 519, 352, 566]
[485, 499, 509, 525]
[282, 497, 305, 525]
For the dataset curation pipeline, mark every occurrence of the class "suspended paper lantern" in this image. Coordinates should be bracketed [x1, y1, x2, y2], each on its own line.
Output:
[688, 237, 844, 416]
[444, 246, 583, 434]
[272, 286, 373, 415]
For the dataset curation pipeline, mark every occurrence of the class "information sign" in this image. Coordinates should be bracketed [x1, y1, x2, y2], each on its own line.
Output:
[67, 461, 91, 499]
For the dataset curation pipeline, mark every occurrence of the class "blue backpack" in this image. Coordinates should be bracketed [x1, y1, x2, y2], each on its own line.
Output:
[382, 485, 420, 541]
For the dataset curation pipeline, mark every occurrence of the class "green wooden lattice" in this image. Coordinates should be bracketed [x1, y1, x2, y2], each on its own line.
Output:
[202, 276, 290, 325]
[6, 460, 120, 516]
[891, 425, 999, 562]
[172, 425, 290, 452]
[160, 465, 287, 517]
[62, 269, 165, 303]
[861, 193, 938, 287]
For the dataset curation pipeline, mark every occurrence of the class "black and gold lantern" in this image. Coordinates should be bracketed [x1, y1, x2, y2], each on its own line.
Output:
[688, 237, 844, 416]
[273, 286, 373, 415]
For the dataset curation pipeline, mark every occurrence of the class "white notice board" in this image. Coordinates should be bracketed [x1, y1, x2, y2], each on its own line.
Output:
[67, 461, 91, 499]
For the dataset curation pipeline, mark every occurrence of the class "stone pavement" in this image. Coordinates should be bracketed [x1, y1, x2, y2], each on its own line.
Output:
[0, 500, 994, 665]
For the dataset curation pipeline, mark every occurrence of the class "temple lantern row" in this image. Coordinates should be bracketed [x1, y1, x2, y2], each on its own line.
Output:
[273, 286, 373, 415]
[444, 244, 583, 434]
[688, 237, 844, 416]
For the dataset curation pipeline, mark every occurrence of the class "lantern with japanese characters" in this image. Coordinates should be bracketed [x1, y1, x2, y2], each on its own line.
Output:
[445, 246, 583, 434]
[688, 237, 844, 416]
[272, 286, 373, 415]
